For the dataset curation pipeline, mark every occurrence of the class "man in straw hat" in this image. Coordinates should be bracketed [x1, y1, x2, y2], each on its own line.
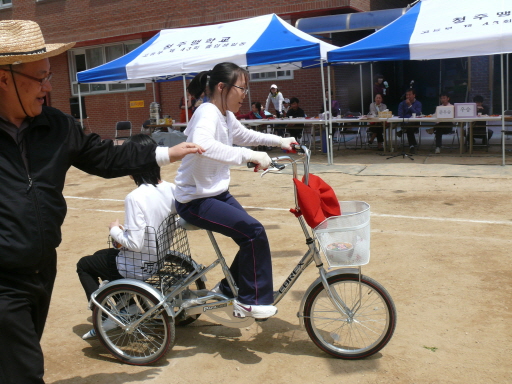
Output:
[0, 20, 204, 384]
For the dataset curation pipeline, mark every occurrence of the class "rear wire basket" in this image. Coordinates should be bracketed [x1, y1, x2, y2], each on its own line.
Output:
[111, 214, 194, 291]
[313, 201, 371, 267]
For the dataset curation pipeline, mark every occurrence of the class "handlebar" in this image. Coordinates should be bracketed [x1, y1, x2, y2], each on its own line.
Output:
[247, 161, 286, 171]
[246, 144, 311, 184]
[246, 144, 312, 238]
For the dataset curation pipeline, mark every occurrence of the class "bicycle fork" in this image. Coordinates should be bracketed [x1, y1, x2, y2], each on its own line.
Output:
[318, 266, 363, 322]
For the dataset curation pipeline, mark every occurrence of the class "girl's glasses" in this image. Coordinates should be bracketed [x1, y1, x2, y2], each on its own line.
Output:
[230, 84, 249, 95]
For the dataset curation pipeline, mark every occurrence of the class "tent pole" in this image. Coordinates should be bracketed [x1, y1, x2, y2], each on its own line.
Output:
[320, 59, 331, 165]
[247, 82, 252, 109]
[439, 59, 442, 97]
[152, 81, 156, 101]
[327, 63, 334, 165]
[507, 54, 510, 110]
[370, 63, 374, 102]
[183, 75, 189, 124]
[501, 54, 506, 166]
[360, 64, 364, 115]
[77, 84, 84, 129]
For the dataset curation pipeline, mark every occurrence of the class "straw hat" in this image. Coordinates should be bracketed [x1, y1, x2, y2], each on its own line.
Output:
[0, 20, 75, 65]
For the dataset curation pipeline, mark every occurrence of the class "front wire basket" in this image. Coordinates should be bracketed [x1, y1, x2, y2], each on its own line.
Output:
[313, 201, 371, 267]
[110, 213, 194, 291]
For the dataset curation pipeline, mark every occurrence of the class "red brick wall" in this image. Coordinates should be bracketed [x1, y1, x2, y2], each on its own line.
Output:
[1, 0, 410, 44]
[0, 0, 412, 138]
[1, 1, 363, 43]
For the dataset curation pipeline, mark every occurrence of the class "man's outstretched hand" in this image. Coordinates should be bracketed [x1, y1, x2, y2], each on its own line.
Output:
[168, 143, 205, 162]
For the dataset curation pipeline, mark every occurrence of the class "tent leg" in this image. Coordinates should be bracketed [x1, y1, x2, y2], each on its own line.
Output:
[327, 63, 334, 165]
[320, 60, 331, 165]
[439, 59, 442, 98]
[370, 63, 373, 102]
[183, 75, 189, 124]
[78, 85, 84, 129]
[501, 54, 506, 166]
[359, 65, 364, 116]
[507, 54, 510, 111]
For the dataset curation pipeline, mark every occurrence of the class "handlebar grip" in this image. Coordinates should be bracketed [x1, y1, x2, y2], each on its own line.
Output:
[273, 162, 286, 171]
[247, 162, 256, 168]
[293, 144, 305, 154]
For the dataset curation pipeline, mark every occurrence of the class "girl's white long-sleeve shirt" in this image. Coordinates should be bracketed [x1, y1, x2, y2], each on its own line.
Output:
[174, 102, 281, 203]
[265, 92, 284, 113]
[110, 181, 177, 280]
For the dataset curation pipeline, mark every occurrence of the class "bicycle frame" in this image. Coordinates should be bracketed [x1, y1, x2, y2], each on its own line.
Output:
[91, 145, 362, 330]
[265, 148, 361, 318]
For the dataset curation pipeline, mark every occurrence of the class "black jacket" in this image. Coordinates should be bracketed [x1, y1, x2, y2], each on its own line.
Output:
[0, 106, 159, 271]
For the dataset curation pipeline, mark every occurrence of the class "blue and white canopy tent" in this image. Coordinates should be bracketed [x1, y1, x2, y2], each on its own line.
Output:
[328, 0, 512, 164]
[77, 13, 339, 162]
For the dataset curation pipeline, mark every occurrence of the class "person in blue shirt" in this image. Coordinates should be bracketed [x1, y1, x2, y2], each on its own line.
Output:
[397, 88, 422, 153]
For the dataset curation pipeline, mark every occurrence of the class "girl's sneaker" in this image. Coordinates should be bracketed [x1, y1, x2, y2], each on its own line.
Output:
[233, 300, 277, 319]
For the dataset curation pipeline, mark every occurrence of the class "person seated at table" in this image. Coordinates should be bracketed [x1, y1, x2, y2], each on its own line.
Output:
[282, 98, 290, 116]
[472, 95, 493, 145]
[430, 93, 454, 154]
[367, 93, 386, 151]
[286, 97, 305, 119]
[285, 97, 306, 140]
[397, 88, 422, 154]
[319, 90, 340, 117]
[237, 102, 264, 120]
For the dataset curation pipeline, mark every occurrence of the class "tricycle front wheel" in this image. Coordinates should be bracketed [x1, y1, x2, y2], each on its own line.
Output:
[304, 273, 396, 359]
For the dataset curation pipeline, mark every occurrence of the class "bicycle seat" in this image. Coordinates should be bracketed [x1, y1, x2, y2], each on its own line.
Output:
[178, 217, 202, 231]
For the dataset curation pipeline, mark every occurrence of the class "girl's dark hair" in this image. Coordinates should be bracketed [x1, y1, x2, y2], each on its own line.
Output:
[252, 101, 262, 110]
[188, 62, 248, 107]
[123, 134, 161, 187]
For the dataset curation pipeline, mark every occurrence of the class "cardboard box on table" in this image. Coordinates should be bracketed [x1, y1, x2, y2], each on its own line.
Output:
[435, 105, 454, 118]
[454, 103, 477, 118]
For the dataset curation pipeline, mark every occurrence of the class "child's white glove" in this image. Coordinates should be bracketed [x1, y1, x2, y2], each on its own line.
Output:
[280, 137, 297, 150]
[249, 151, 272, 171]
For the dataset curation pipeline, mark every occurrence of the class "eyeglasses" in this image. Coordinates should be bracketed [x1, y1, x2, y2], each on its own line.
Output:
[230, 84, 249, 95]
[9, 69, 53, 86]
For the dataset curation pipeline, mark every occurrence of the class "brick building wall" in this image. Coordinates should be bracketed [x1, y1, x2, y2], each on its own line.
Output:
[1, 0, 420, 138]
[1, 0, 410, 43]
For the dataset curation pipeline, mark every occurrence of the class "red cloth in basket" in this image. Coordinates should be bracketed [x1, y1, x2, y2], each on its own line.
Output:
[292, 174, 341, 228]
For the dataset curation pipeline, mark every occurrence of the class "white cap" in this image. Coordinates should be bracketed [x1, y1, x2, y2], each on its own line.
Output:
[283, 98, 290, 103]
[270, 84, 278, 89]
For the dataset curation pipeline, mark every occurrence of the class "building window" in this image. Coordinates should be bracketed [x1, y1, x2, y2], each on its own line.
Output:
[250, 70, 294, 82]
[0, 0, 12, 9]
[69, 40, 145, 95]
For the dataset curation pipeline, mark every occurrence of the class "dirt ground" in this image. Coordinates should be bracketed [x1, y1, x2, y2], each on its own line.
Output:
[42, 148, 511, 384]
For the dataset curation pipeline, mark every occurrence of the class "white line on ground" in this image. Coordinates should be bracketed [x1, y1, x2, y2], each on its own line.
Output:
[67, 207, 124, 213]
[64, 197, 512, 225]
[65, 196, 123, 202]
[371, 213, 512, 225]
